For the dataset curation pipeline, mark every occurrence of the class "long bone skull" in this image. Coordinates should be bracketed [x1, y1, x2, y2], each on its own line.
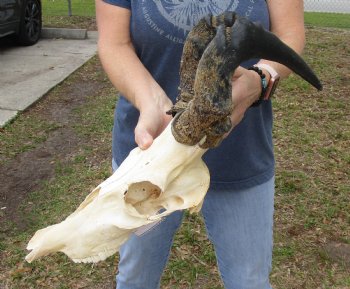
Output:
[25, 12, 322, 264]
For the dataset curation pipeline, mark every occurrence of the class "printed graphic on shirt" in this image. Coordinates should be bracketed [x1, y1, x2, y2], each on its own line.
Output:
[154, 0, 239, 32]
[141, 0, 258, 44]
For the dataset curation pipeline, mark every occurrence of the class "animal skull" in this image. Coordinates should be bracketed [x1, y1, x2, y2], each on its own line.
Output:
[25, 12, 322, 264]
[25, 124, 209, 263]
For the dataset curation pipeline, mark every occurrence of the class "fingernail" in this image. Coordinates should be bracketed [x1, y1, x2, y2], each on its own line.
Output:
[139, 134, 152, 150]
[139, 140, 147, 150]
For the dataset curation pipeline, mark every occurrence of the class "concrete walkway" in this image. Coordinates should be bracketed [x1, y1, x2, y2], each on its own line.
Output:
[0, 30, 98, 127]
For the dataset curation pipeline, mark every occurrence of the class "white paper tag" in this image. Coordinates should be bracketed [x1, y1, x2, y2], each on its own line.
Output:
[134, 219, 164, 236]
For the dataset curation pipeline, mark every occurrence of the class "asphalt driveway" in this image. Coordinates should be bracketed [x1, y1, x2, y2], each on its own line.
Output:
[0, 31, 98, 127]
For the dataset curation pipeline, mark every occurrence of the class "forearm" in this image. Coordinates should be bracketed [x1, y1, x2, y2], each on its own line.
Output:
[230, 1, 306, 125]
[258, 30, 305, 80]
[96, 0, 168, 113]
[96, 1, 173, 148]
[98, 41, 166, 112]
[259, 0, 305, 80]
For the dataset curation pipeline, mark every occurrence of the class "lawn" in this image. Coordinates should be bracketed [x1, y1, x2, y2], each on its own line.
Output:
[0, 20, 349, 289]
[304, 12, 350, 29]
[42, 0, 96, 29]
[42, 0, 95, 17]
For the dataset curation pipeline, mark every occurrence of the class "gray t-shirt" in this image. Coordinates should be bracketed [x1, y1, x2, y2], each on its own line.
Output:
[104, 0, 274, 190]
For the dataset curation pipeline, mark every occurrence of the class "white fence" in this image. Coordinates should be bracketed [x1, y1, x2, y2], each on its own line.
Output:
[304, 0, 350, 13]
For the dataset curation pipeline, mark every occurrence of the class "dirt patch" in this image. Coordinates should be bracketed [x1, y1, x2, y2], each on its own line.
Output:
[43, 16, 97, 30]
[0, 59, 107, 230]
[323, 242, 350, 268]
[0, 128, 80, 229]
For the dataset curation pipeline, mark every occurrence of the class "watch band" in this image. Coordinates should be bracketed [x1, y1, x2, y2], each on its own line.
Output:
[254, 64, 280, 100]
[254, 63, 279, 79]
[248, 66, 268, 107]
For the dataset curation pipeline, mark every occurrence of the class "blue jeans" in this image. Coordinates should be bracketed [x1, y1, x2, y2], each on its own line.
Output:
[112, 159, 274, 289]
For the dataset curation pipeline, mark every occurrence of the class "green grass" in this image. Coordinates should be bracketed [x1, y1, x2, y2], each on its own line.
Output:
[0, 120, 60, 163]
[305, 12, 350, 29]
[41, 0, 96, 28]
[1, 27, 349, 289]
[42, 0, 95, 17]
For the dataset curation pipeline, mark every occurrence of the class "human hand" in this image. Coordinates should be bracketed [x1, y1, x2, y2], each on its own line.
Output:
[134, 93, 173, 150]
[230, 66, 268, 127]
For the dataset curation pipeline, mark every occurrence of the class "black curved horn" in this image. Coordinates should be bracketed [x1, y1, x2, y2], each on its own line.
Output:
[229, 15, 322, 90]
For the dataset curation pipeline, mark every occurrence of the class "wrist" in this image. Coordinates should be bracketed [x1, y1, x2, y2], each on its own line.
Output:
[138, 92, 172, 116]
[248, 66, 268, 107]
[134, 84, 167, 112]
[260, 68, 271, 83]
[254, 63, 281, 101]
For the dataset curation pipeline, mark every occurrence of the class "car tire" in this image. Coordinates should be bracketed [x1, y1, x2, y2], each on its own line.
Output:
[16, 0, 42, 46]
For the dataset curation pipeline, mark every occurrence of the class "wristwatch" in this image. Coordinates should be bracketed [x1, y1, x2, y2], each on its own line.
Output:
[254, 64, 280, 100]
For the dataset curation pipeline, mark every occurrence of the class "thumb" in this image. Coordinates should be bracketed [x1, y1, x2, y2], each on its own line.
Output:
[231, 66, 245, 81]
[134, 114, 155, 150]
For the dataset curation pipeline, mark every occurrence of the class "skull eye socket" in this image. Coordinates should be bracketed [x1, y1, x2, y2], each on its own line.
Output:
[124, 182, 186, 217]
[124, 181, 163, 215]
